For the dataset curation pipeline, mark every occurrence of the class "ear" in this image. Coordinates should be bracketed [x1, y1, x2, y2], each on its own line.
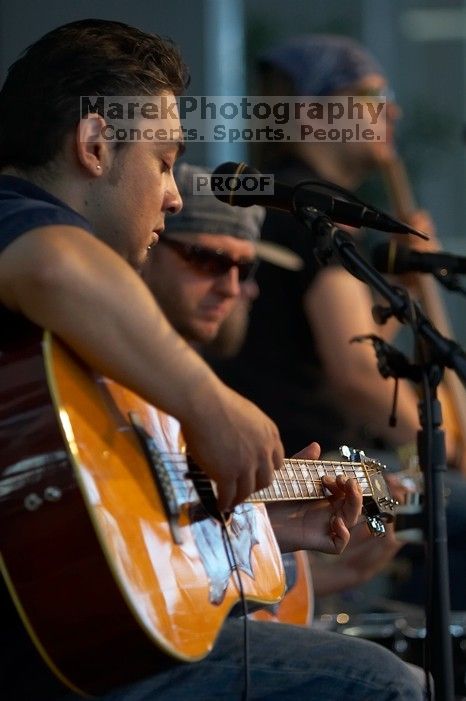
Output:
[75, 114, 111, 176]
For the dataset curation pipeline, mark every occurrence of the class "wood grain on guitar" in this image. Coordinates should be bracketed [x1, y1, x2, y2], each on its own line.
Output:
[0, 329, 395, 697]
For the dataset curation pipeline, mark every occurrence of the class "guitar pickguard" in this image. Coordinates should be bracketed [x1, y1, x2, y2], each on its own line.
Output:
[189, 502, 259, 605]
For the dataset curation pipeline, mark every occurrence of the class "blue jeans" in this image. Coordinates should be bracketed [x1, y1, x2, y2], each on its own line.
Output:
[62, 619, 425, 701]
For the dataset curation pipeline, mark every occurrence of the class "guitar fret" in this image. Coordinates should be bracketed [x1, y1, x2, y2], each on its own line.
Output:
[296, 461, 308, 497]
[316, 461, 327, 496]
[354, 468, 366, 494]
[360, 462, 371, 496]
[288, 462, 301, 498]
[301, 460, 318, 498]
[256, 488, 266, 501]
[256, 487, 265, 501]
[175, 459, 380, 504]
[297, 460, 309, 498]
[280, 469, 292, 498]
[309, 463, 318, 496]
[245, 458, 390, 515]
[273, 479, 283, 500]
[281, 465, 290, 497]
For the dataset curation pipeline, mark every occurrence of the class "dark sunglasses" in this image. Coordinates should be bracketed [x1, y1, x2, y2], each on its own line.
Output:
[158, 237, 259, 282]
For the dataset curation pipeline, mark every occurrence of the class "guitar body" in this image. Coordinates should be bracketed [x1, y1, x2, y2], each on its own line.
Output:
[250, 550, 313, 626]
[0, 327, 285, 697]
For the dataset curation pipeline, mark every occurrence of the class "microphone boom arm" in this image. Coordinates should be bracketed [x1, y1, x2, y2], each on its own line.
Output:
[301, 207, 466, 386]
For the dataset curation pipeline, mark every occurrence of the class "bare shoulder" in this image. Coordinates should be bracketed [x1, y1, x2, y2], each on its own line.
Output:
[0, 224, 122, 311]
[304, 265, 371, 319]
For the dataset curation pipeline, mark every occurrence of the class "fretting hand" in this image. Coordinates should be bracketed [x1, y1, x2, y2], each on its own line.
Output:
[267, 442, 363, 555]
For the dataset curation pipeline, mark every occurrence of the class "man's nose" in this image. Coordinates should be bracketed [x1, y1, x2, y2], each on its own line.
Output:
[164, 173, 183, 214]
[214, 265, 242, 297]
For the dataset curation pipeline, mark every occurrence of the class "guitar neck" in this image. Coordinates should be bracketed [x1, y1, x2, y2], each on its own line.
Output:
[246, 459, 374, 503]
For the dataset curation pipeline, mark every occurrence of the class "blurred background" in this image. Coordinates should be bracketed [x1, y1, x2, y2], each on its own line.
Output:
[1, 0, 465, 339]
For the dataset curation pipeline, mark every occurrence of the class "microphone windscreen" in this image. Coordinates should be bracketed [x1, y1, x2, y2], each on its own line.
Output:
[210, 162, 265, 207]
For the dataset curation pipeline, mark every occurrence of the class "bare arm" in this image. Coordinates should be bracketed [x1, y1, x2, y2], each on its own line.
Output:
[375, 210, 442, 343]
[0, 226, 284, 510]
[303, 266, 420, 447]
[309, 522, 402, 597]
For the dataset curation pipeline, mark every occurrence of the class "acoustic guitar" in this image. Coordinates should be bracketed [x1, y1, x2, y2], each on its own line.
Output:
[0, 326, 396, 697]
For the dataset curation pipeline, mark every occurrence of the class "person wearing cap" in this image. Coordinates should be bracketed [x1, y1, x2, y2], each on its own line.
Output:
[143, 162, 302, 352]
[143, 162, 263, 347]
[211, 34, 466, 612]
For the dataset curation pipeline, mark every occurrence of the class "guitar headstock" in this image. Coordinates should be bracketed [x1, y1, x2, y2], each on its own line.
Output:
[339, 446, 397, 537]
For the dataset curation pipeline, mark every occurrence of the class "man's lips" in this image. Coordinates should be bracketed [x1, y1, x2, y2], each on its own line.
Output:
[149, 228, 164, 249]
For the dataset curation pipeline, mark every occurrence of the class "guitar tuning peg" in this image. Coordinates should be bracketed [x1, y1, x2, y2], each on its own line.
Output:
[378, 496, 398, 510]
[364, 456, 387, 471]
[339, 445, 351, 461]
[339, 445, 366, 462]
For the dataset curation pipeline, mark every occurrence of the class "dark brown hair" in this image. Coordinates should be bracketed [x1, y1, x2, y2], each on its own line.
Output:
[0, 18, 189, 168]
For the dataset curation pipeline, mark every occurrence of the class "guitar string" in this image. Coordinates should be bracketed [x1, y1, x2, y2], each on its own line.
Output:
[157, 456, 376, 485]
[152, 453, 378, 503]
[150, 449, 378, 492]
[155, 452, 378, 475]
[162, 461, 375, 481]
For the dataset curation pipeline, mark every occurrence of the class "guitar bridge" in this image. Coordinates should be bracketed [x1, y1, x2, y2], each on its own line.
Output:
[129, 412, 183, 544]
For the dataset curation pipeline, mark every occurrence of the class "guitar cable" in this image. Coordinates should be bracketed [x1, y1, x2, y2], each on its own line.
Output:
[181, 460, 251, 699]
[220, 514, 251, 701]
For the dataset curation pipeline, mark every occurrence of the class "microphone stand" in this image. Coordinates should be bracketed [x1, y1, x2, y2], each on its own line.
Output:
[299, 207, 464, 701]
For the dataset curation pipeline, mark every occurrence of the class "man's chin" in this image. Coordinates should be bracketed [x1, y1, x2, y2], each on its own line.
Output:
[185, 321, 221, 346]
[199, 325, 221, 345]
[131, 248, 150, 273]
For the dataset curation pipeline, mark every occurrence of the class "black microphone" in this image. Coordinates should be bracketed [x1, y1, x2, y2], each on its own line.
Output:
[211, 161, 427, 237]
[372, 241, 466, 275]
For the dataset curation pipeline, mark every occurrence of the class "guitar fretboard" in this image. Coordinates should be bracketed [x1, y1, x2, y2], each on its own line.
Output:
[247, 459, 375, 503]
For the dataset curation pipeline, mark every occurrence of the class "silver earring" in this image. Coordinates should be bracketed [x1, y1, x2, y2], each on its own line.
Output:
[96, 165, 102, 171]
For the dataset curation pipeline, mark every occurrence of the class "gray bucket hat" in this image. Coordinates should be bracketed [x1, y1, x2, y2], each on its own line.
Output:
[165, 162, 302, 270]
[165, 162, 265, 240]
